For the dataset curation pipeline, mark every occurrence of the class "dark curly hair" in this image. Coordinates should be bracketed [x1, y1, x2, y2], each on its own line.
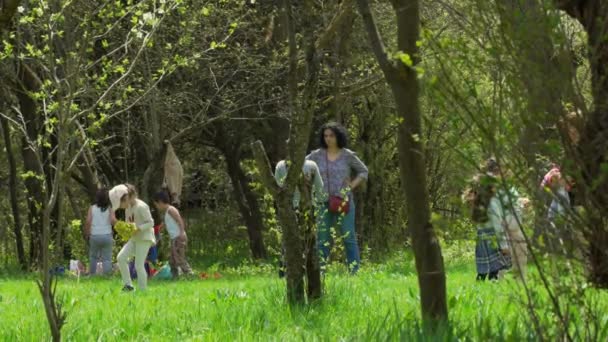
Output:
[318, 122, 348, 149]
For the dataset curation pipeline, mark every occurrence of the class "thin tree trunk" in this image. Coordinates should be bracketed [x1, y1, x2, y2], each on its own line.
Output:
[224, 150, 267, 259]
[17, 64, 44, 268]
[356, 0, 448, 324]
[298, 179, 322, 299]
[38, 164, 66, 342]
[239, 174, 268, 259]
[0, 115, 27, 269]
[252, 141, 306, 303]
[76, 155, 99, 201]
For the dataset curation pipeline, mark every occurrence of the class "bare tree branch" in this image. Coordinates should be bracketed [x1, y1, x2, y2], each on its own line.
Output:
[251, 140, 281, 195]
[315, 0, 354, 51]
[355, 0, 395, 74]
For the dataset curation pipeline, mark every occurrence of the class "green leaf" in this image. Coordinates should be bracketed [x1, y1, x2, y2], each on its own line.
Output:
[396, 51, 413, 67]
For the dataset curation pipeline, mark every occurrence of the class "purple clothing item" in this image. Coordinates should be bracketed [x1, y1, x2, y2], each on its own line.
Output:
[306, 148, 369, 199]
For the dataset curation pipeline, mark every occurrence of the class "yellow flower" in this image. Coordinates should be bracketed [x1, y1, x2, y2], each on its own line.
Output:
[115, 221, 137, 242]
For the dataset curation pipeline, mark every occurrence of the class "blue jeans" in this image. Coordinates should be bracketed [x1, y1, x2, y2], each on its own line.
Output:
[317, 202, 360, 273]
[89, 234, 113, 275]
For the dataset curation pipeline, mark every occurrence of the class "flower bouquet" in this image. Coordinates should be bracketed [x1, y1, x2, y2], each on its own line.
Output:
[115, 220, 137, 242]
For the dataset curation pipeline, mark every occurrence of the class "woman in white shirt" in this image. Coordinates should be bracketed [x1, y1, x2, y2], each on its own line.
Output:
[85, 188, 117, 275]
[110, 184, 156, 291]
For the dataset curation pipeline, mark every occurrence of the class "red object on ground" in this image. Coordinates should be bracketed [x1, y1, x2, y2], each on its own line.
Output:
[199, 272, 209, 279]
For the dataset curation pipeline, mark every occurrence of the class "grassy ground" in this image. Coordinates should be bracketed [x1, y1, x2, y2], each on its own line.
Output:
[1, 252, 607, 341]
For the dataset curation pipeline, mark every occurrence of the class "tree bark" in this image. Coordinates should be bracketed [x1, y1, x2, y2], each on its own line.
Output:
[37, 114, 67, 342]
[141, 144, 166, 204]
[76, 154, 99, 201]
[0, 0, 21, 32]
[298, 178, 322, 299]
[356, 0, 448, 324]
[0, 114, 27, 269]
[223, 148, 267, 259]
[554, 0, 608, 287]
[252, 141, 306, 303]
[16, 64, 44, 267]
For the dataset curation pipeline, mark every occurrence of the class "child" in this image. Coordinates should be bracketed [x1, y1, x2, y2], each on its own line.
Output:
[111, 184, 156, 292]
[153, 191, 193, 279]
[541, 167, 571, 222]
[85, 188, 117, 276]
[541, 166, 574, 255]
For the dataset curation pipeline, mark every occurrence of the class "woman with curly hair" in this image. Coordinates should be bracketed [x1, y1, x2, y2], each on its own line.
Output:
[306, 122, 368, 274]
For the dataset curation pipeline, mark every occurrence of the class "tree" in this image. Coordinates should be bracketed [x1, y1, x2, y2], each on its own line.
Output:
[554, 0, 608, 287]
[0, 111, 26, 269]
[356, 0, 448, 325]
[251, 0, 354, 305]
[1, 0, 194, 338]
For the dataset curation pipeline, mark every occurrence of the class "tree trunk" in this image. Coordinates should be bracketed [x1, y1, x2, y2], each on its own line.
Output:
[298, 179, 322, 299]
[239, 172, 268, 259]
[38, 198, 66, 342]
[224, 149, 267, 259]
[252, 141, 306, 304]
[0, 0, 21, 32]
[0, 115, 27, 269]
[16, 64, 44, 268]
[212, 118, 268, 260]
[75, 154, 99, 201]
[141, 145, 166, 204]
[38, 147, 67, 342]
[579, 16, 608, 287]
[329, 8, 355, 124]
[140, 141, 168, 234]
[555, 0, 608, 287]
[356, 0, 448, 324]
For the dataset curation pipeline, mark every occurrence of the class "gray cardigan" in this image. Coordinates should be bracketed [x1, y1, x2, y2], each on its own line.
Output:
[306, 148, 369, 199]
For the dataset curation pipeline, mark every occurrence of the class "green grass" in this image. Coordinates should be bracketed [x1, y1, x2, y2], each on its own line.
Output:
[1, 254, 607, 341]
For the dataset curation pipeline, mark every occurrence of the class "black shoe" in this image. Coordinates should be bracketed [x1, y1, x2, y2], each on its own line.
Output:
[122, 285, 135, 292]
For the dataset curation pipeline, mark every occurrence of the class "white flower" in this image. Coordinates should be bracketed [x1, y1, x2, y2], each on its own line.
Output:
[17, 6, 25, 13]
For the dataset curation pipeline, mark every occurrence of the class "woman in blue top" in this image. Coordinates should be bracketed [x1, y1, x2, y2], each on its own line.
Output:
[306, 122, 368, 274]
